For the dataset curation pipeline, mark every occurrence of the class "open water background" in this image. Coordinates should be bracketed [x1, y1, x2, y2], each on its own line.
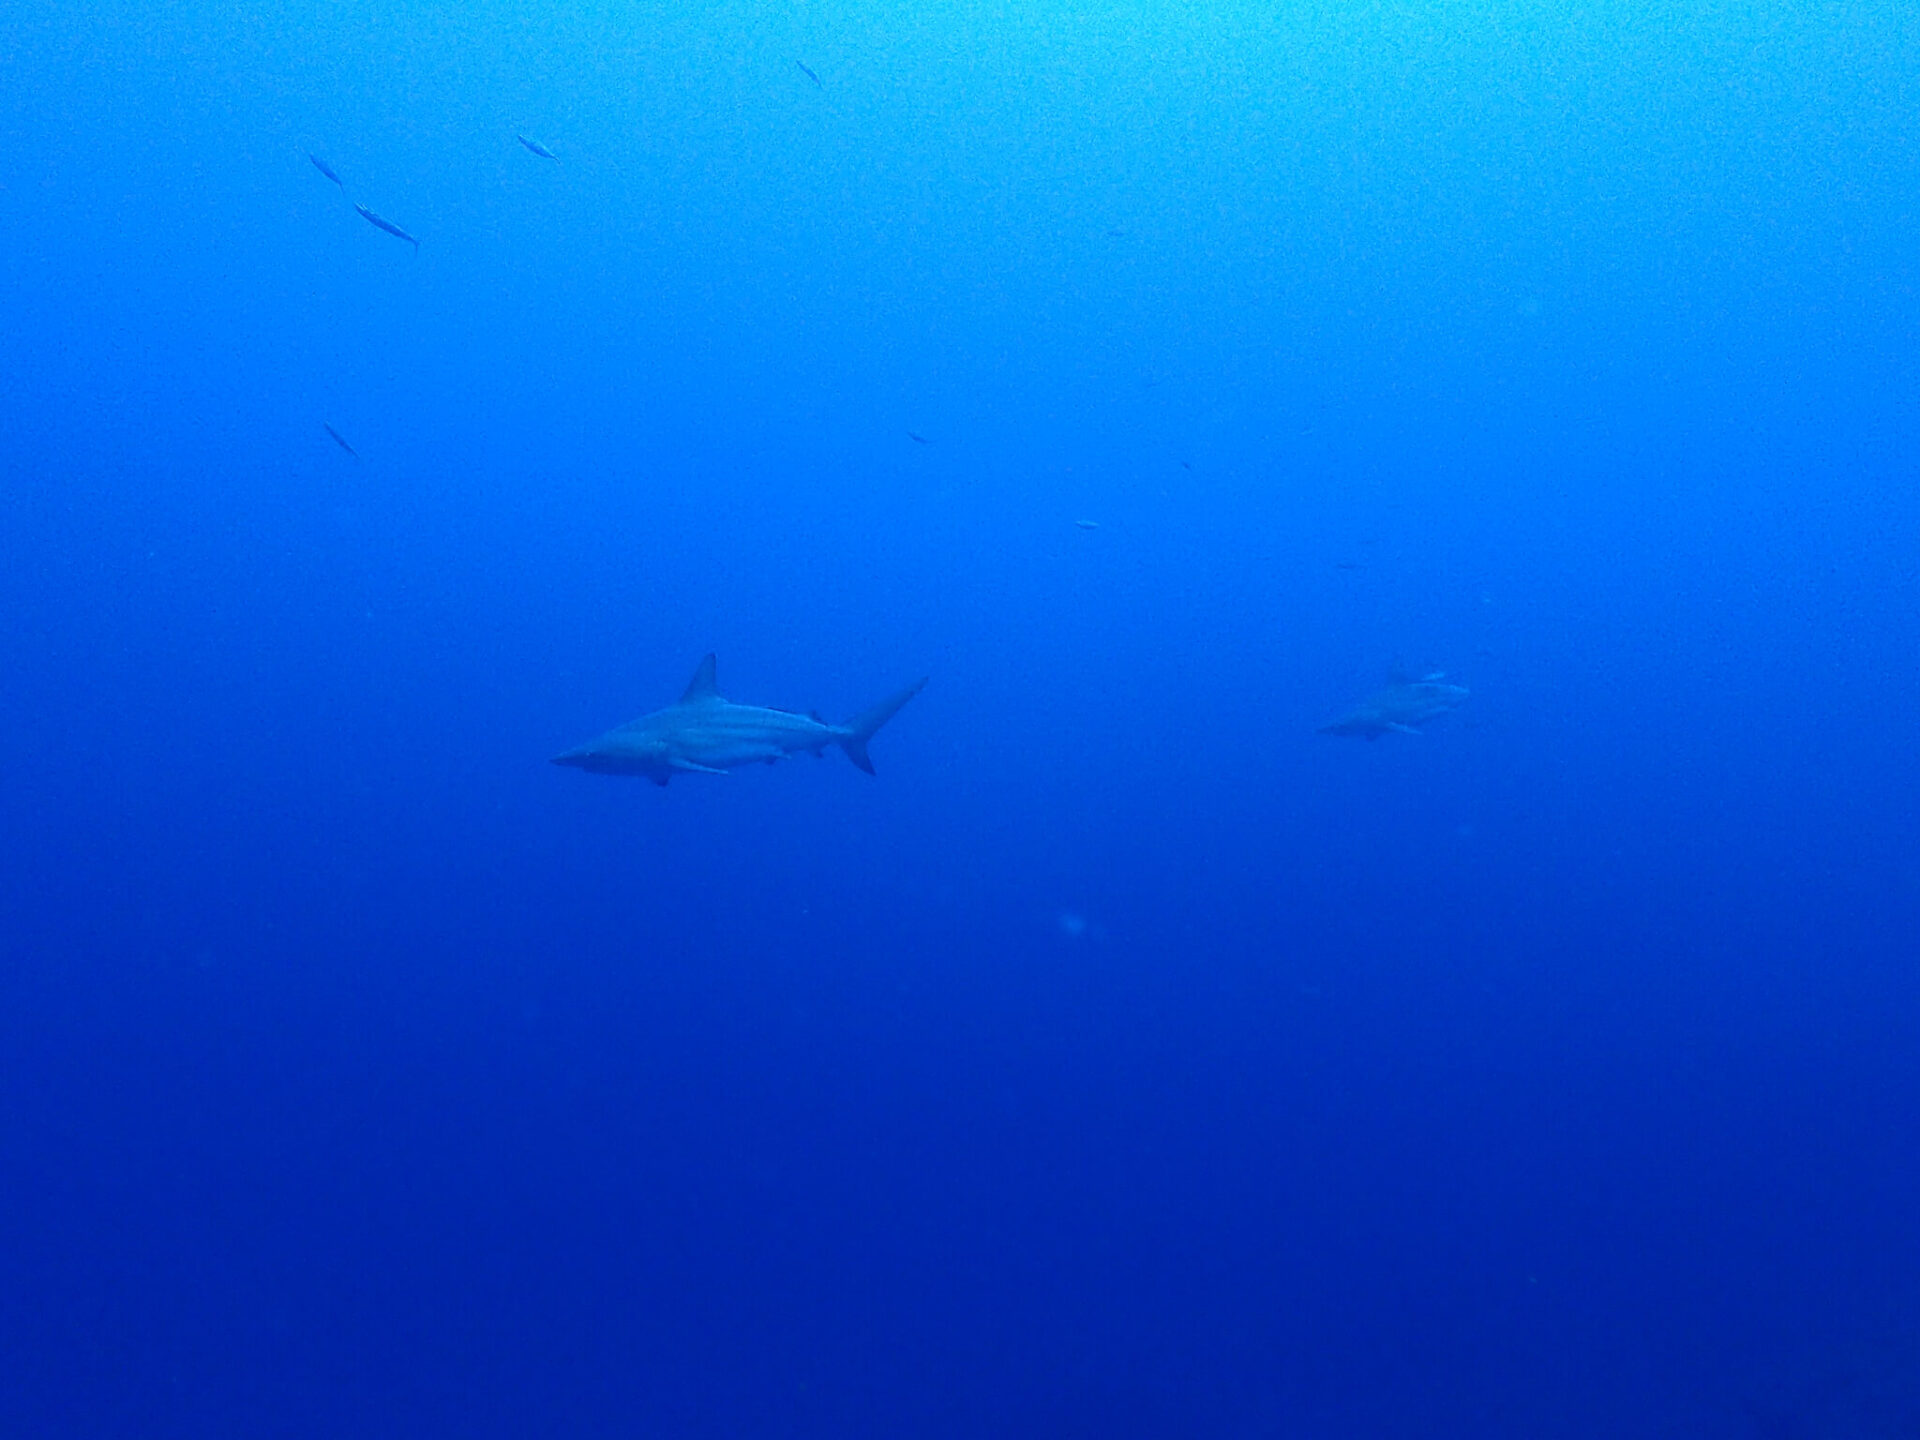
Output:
[3, 1, 1919, 1435]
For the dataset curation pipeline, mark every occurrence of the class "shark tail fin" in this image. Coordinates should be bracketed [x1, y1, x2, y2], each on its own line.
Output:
[838, 677, 927, 775]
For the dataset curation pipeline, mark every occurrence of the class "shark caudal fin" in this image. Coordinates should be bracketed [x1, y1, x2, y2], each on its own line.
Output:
[838, 677, 928, 775]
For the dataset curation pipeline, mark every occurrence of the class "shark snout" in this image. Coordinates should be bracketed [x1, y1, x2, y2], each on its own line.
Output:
[550, 748, 589, 768]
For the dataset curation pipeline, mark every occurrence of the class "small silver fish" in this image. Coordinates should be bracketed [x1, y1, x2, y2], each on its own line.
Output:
[323, 424, 358, 460]
[353, 203, 419, 252]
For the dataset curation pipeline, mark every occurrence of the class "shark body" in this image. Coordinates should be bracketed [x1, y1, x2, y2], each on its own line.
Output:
[1320, 670, 1469, 740]
[553, 655, 926, 785]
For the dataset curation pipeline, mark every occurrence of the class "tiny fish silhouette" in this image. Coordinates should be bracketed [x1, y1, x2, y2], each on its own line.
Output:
[516, 135, 558, 159]
[1180, 460, 1192, 470]
[907, 431, 929, 444]
[1075, 519, 1100, 530]
[323, 424, 358, 460]
[353, 203, 418, 252]
[796, 60, 822, 86]
[309, 154, 343, 187]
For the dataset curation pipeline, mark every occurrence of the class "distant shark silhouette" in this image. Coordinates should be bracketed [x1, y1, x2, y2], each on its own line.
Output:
[1319, 668, 1468, 739]
[553, 655, 926, 785]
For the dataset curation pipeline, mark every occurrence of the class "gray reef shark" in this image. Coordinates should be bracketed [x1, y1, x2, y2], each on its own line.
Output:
[553, 655, 927, 785]
[1319, 669, 1469, 740]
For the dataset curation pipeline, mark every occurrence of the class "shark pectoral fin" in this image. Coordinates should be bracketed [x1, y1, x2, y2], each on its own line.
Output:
[1388, 722, 1422, 735]
[652, 774, 670, 787]
[670, 757, 728, 775]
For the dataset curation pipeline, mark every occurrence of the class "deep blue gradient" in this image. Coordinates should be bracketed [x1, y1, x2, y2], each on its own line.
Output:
[4, 2, 1920, 1435]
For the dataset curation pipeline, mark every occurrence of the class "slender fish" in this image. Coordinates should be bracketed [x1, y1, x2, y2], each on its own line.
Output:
[796, 59, 822, 87]
[323, 424, 358, 460]
[308, 153, 343, 187]
[353, 203, 419, 252]
[516, 135, 558, 159]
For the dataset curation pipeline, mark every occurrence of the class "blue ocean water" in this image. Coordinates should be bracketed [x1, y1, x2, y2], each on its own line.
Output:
[3, 1, 1919, 1435]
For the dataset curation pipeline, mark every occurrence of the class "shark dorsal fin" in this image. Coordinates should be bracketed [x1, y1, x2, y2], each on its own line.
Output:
[681, 654, 720, 703]
[1387, 663, 1443, 686]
